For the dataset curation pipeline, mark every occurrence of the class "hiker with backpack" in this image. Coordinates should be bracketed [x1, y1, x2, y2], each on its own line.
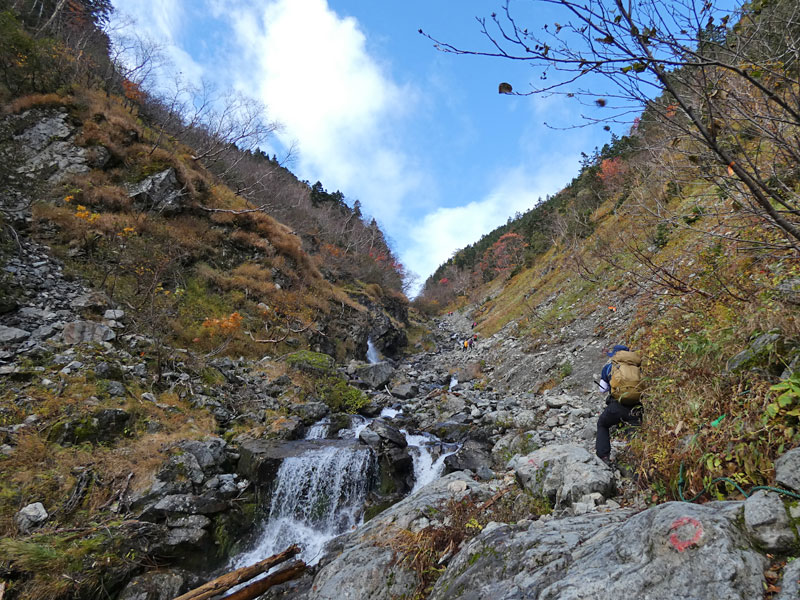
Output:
[595, 344, 644, 465]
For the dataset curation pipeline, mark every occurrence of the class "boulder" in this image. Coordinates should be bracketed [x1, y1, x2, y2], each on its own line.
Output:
[354, 361, 395, 389]
[508, 443, 614, 507]
[126, 168, 185, 215]
[70, 291, 110, 311]
[50, 408, 130, 445]
[774, 447, 800, 492]
[117, 570, 199, 600]
[0, 325, 30, 344]
[304, 472, 494, 600]
[726, 332, 785, 374]
[291, 401, 330, 425]
[743, 490, 796, 552]
[14, 502, 48, 533]
[62, 320, 116, 344]
[444, 439, 493, 474]
[429, 501, 766, 600]
[366, 420, 408, 447]
[390, 382, 419, 399]
[777, 557, 800, 600]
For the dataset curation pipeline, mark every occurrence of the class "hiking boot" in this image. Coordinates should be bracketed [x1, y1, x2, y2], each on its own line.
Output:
[598, 455, 612, 467]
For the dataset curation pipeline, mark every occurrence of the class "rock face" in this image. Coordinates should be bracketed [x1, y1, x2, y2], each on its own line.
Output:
[303, 472, 495, 600]
[430, 501, 766, 600]
[125, 168, 185, 215]
[354, 362, 395, 389]
[61, 320, 116, 344]
[508, 443, 615, 507]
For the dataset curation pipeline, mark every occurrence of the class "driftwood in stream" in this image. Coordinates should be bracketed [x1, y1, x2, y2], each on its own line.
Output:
[220, 561, 306, 600]
[172, 545, 301, 600]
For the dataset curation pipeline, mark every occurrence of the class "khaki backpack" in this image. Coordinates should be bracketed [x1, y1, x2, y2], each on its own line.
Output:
[609, 350, 643, 405]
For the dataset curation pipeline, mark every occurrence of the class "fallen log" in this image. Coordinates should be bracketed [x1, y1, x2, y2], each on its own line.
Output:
[220, 560, 306, 600]
[172, 545, 300, 600]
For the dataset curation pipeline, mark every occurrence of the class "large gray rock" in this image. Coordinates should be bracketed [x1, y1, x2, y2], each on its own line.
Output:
[354, 361, 395, 389]
[14, 502, 48, 533]
[14, 112, 90, 182]
[726, 332, 784, 373]
[0, 325, 30, 344]
[430, 501, 766, 600]
[305, 472, 494, 600]
[117, 570, 199, 600]
[776, 557, 800, 600]
[444, 439, 493, 475]
[126, 168, 185, 214]
[774, 447, 800, 492]
[291, 401, 329, 425]
[390, 382, 419, 399]
[508, 443, 614, 507]
[743, 490, 795, 552]
[62, 320, 116, 344]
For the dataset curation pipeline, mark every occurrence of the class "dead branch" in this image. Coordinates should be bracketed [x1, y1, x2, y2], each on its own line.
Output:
[172, 545, 300, 600]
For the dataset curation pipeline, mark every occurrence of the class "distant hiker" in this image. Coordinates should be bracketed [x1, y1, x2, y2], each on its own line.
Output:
[468, 338, 474, 349]
[595, 344, 644, 465]
[463, 339, 469, 351]
[471, 321, 477, 329]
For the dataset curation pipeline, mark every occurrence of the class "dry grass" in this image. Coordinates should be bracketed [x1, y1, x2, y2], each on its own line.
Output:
[3, 93, 72, 114]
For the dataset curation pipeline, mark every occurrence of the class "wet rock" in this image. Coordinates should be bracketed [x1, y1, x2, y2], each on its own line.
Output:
[509, 443, 614, 507]
[150, 493, 229, 516]
[14, 502, 48, 533]
[744, 490, 795, 552]
[126, 168, 185, 215]
[366, 420, 407, 447]
[444, 439, 492, 474]
[238, 438, 361, 486]
[61, 320, 116, 344]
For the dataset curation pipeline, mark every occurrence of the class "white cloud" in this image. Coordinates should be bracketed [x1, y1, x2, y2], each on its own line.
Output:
[110, 0, 204, 87]
[402, 158, 577, 294]
[227, 0, 419, 224]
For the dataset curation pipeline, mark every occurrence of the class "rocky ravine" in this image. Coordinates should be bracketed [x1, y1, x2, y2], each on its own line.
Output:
[1, 107, 799, 599]
[255, 312, 800, 600]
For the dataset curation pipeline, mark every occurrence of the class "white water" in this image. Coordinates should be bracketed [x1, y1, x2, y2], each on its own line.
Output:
[305, 417, 330, 440]
[449, 376, 458, 390]
[379, 406, 401, 419]
[403, 431, 460, 493]
[234, 442, 374, 567]
[366, 337, 380, 364]
[233, 415, 457, 571]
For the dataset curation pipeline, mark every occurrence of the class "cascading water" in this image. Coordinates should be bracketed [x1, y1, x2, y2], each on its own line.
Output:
[366, 337, 380, 364]
[403, 431, 459, 493]
[233, 421, 374, 567]
[305, 417, 330, 440]
[449, 375, 458, 390]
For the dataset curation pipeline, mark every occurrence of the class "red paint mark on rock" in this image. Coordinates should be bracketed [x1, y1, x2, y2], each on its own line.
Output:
[669, 516, 703, 552]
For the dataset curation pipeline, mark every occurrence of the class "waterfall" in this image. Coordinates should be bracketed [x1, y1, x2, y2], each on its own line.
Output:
[366, 337, 380, 364]
[305, 417, 330, 440]
[403, 431, 459, 493]
[449, 375, 458, 390]
[233, 421, 375, 568]
[379, 406, 401, 419]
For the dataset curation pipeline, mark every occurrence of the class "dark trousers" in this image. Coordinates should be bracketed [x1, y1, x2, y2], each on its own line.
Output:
[595, 400, 641, 458]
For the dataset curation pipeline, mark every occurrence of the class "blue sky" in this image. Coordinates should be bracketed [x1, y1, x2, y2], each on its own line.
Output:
[109, 0, 623, 293]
